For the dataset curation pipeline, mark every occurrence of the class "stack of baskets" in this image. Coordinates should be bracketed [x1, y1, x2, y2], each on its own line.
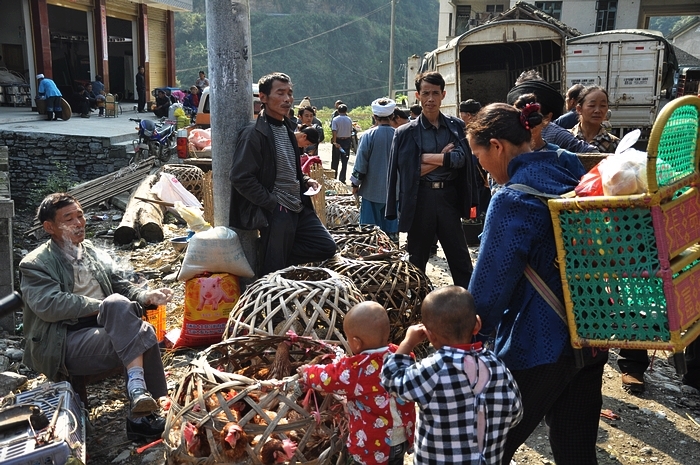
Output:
[325, 195, 359, 226]
[548, 95, 700, 370]
[328, 224, 396, 253]
[163, 335, 345, 464]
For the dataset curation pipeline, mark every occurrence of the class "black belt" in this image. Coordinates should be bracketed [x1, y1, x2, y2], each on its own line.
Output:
[337, 137, 351, 140]
[419, 180, 454, 189]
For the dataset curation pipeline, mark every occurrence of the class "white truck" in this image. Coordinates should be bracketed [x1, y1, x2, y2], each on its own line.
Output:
[421, 15, 676, 140]
[421, 18, 574, 117]
[565, 29, 677, 137]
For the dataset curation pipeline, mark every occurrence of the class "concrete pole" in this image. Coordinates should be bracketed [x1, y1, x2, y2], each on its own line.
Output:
[388, 0, 396, 100]
[207, 0, 258, 281]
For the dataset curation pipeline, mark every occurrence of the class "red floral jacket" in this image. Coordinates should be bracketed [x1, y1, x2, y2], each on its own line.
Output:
[302, 345, 415, 465]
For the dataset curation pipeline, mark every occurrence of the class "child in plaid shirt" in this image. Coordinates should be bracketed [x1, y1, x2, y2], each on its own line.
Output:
[301, 302, 415, 465]
[381, 286, 522, 464]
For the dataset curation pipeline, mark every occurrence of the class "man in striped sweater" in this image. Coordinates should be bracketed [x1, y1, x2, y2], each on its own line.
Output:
[229, 72, 336, 277]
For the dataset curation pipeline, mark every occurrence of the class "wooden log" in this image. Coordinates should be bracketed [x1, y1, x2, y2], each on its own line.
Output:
[114, 174, 165, 245]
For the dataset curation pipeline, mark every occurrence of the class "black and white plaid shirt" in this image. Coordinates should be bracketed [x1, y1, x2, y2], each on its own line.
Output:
[381, 346, 523, 464]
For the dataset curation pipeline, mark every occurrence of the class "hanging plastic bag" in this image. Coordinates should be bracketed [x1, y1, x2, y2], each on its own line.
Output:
[151, 172, 202, 208]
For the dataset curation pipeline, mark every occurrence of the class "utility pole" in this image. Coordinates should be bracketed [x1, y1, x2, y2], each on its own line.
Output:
[207, 0, 258, 278]
[388, 0, 396, 100]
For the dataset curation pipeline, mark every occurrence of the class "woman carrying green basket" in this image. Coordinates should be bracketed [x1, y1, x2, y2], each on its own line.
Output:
[467, 102, 609, 465]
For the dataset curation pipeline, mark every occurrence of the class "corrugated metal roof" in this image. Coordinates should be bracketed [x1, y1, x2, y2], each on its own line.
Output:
[487, 1, 581, 38]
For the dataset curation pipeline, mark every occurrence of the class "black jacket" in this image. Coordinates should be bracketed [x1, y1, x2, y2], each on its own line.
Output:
[386, 113, 479, 231]
[136, 72, 146, 91]
[229, 110, 312, 230]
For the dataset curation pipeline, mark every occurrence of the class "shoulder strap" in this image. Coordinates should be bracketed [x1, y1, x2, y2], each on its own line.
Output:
[523, 264, 567, 324]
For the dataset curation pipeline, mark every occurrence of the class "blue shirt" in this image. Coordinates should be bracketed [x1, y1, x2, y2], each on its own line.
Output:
[331, 114, 352, 138]
[38, 78, 62, 98]
[553, 109, 579, 130]
[469, 151, 579, 370]
[353, 124, 394, 203]
[542, 121, 597, 153]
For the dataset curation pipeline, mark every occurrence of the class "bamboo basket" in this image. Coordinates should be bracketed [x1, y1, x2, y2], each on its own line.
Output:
[548, 96, 700, 368]
[322, 248, 433, 345]
[223, 267, 364, 354]
[323, 178, 351, 195]
[325, 195, 359, 227]
[328, 224, 397, 253]
[164, 335, 345, 465]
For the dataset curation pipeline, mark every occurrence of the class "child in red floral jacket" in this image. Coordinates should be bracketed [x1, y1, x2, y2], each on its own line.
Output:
[301, 302, 415, 465]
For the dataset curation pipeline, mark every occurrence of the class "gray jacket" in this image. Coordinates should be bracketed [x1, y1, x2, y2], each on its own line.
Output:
[19, 239, 146, 380]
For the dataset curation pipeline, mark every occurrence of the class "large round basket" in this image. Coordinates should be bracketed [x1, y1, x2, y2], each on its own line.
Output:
[164, 335, 345, 465]
[325, 195, 359, 227]
[328, 224, 396, 253]
[223, 267, 364, 353]
[162, 164, 205, 201]
[322, 249, 433, 345]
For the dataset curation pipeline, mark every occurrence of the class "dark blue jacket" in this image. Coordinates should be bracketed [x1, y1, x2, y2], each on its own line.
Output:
[386, 113, 478, 231]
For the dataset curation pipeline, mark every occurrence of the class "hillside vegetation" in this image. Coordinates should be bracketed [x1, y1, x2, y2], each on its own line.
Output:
[175, 0, 439, 109]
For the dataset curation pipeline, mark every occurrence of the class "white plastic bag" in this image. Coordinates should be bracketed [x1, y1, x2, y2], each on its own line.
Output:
[599, 129, 648, 196]
[177, 226, 254, 281]
[151, 172, 202, 208]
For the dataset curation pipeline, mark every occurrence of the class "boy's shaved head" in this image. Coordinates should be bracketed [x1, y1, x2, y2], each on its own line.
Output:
[344, 301, 390, 350]
[421, 286, 477, 342]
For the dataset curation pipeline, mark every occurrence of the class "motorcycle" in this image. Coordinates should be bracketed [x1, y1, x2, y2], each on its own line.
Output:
[129, 117, 176, 164]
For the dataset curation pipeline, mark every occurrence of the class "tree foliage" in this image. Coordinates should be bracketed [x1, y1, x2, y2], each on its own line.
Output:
[175, 0, 439, 109]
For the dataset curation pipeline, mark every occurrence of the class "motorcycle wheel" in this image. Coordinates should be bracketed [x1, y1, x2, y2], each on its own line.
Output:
[159, 138, 174, 163]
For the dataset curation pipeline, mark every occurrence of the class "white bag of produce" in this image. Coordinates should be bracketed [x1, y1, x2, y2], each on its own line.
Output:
[177, 226, 254, 281]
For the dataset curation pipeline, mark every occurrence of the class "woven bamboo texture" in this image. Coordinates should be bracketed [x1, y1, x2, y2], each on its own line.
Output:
[322, 249, 433, 345]
[309, 163, 326, 226]
[576, 153, 608, 173]
[223, 267, 364, 353]
[162, 164, 205, 201]
[202, 170, 214, 226]
[325, 195, 359, 226]
[548, 96, 700, 355]
[328, 224, 397, 253]
[164, 335, 345, 465]
[323, 178, 351, 195]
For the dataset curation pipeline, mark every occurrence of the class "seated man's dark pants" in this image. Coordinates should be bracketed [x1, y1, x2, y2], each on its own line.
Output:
[64, 294, 167, 398]
[259, 204, 336, 276]
[406, 184, 473, 289]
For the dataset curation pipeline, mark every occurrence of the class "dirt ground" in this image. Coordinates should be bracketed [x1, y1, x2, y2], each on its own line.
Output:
[8, 150, 700, 464]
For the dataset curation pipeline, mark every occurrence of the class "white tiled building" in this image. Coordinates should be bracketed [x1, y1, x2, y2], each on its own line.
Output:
[438, 0, 700, 47]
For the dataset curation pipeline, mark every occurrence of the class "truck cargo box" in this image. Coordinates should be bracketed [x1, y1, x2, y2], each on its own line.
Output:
[565, 29, 677, 135]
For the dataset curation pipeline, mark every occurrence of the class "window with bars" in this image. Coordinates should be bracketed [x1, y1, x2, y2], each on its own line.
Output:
[455, 5, 472, 35]
[595, 0, 617, 31]
[534, 1, 562, 20]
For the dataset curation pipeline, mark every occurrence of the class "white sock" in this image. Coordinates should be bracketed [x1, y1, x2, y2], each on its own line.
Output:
[127, 366, 147, 393]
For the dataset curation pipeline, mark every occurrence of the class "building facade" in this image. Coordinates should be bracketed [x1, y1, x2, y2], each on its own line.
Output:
[438, 0, 700, 47]
[1, 0, 191, 107]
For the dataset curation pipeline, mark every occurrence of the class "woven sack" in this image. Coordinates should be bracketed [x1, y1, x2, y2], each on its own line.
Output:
[164, 335, 345, 465]
[223, 267, 364, 354]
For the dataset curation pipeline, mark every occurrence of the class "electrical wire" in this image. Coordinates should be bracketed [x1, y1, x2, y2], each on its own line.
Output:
[325, 53, 388, 83]
[176, 2, 392, 75]
[252, 2, 392, 57]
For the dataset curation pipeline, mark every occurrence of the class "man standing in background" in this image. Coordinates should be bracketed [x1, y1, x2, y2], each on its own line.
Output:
[136, 66, 146, 113]
[350, 98, 399, 243]
[386, 71, 477, 289]
[331, 104, 353, 183]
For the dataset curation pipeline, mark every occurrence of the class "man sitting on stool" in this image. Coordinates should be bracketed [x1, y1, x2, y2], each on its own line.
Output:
[19, 193, 172, 440]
